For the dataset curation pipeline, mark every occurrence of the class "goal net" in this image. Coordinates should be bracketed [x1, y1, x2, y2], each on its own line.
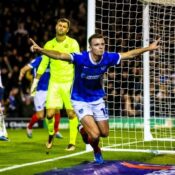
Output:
[95, 0, 175, 153]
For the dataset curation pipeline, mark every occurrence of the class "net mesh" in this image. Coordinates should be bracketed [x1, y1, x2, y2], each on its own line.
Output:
[95, 0, 175, 153]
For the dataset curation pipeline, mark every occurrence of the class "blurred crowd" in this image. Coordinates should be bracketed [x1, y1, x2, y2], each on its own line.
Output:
[0, 0, 87, 118]
[1, 0, 174, 119]
[97, 0, 175, 118]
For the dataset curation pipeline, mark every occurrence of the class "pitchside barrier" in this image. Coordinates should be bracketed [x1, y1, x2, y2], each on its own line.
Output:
[5, 116, 175, 129]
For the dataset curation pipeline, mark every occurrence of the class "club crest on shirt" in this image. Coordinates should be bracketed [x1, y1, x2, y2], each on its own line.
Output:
[64, 44, 69, 48]
[37, 105, 42, 109]
[101, 66, 106, 71]
[78, 108, 84, 114]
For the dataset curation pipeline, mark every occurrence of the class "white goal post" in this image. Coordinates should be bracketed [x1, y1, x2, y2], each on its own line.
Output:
[87, 0, 175, 154]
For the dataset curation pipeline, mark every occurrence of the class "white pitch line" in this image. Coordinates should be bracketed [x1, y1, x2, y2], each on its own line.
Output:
[0, 150, 89, 173]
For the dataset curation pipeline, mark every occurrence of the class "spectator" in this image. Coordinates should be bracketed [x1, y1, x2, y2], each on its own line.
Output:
[6, 86, 22, 118]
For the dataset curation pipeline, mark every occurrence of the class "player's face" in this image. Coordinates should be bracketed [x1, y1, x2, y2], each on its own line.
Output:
[90, 38, 105, 57]
[55, 22, 69, 36]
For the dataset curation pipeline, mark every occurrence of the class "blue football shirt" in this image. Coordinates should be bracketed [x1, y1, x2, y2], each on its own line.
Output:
[29, 56, 50, 91]
[70, 51, 121, 102]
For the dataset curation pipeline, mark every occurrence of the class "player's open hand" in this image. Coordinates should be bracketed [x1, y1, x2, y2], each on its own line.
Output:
[29, 38, 42, 53]
[149, 38, 161, 51]
[30, 78, 39, 97]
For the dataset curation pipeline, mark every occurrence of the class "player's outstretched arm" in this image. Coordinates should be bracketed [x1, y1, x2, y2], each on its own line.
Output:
[29, 38, 71, 61]
[120, 38, 160, 60]
[19, 65, 31, 81]
[30, 78, 39, 97]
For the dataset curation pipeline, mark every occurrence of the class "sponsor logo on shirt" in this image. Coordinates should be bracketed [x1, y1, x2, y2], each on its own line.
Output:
[81, 73, 102, 80]
[78, 108, 84, 114]
[101, 66, 106, 70]
[64, 44, 69, 48]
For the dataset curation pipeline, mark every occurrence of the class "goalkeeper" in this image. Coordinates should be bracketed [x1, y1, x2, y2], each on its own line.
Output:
[31, 18, 80, 151]
[19, 56, 62, 139]
[0, 69, 8, 141]
[30, 33, 160, 163]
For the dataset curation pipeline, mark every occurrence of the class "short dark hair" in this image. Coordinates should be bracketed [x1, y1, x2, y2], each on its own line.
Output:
[57, 18, 70, 29]
[88, 33, 104, 46]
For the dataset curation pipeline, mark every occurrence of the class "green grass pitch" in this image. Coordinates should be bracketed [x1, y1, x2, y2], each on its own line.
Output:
[0, 128, 175, 175]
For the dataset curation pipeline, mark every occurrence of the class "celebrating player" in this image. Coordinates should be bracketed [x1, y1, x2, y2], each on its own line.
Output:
[30, 33, 160, 163]
[19, 56, 63, 139]
[30, 18, 80, 151]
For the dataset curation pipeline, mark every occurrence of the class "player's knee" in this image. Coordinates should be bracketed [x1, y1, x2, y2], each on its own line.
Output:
[67, 110, 77, 120]
[37, 115, 44, 119]
[90, 131, 100, 141]
[47, 112, 54, 119]
[100, 131, 109, 138]
[36, 113, 44, 119]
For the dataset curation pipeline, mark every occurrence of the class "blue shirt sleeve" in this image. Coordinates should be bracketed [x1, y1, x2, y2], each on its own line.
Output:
[29, 56, 42, 68]
[70, 51, 87, 65]
[106, 52, 121, 66]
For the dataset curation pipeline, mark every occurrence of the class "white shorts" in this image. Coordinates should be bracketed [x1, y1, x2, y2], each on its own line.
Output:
[71, 99, 109, 121]
[34, 90, 47, 111]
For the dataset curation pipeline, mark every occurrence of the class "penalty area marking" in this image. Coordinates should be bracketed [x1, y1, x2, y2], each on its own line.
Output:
[0, 150, 89, 173]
